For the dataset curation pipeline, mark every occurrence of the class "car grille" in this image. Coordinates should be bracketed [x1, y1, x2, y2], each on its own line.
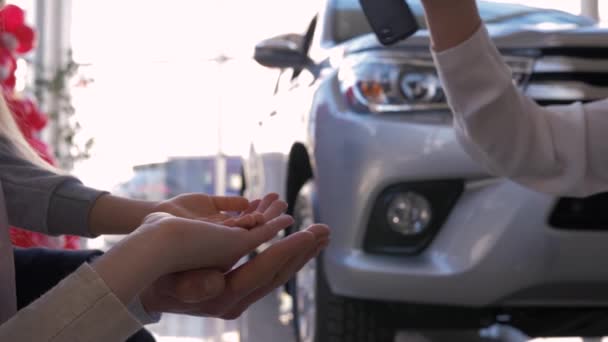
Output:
[524, 48, 608, 106]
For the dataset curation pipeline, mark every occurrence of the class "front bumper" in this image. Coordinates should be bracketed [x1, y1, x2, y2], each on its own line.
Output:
[312, 76, 608, 307]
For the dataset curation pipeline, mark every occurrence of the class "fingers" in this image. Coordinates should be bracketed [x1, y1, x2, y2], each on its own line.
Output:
[157, 269, 227, 303]
[224, 215, 252, 228]
[224, 194, 282, 229]
[246, 215, 295, 250]
[187, 229, 316, 318]
[306, 224, 330, 241]
[222, 234, 322, 319]
[252, 212, 266, 226]
[225, 212, 266, 229]
[233, 194, 285, 228]
[242, 199, 261, 215]
[211, 196, 250, 212]
[227, 230, 316, 295]
[262, 200, 288, 222]
[256, 193, 279, 213]
[221, 225, 330, 319]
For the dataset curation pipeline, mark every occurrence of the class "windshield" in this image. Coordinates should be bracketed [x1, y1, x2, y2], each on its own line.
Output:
[331, 0, 595, 44]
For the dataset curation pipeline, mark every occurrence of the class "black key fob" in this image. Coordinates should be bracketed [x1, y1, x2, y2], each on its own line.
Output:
[359, 0, 419, 46]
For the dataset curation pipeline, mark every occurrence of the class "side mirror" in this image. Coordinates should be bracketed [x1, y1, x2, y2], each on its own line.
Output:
[254, 34, 310, 69]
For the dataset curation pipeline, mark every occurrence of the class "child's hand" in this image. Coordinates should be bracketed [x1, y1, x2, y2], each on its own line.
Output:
[153, 193, 285, 229]
[222, 193, 287, 229]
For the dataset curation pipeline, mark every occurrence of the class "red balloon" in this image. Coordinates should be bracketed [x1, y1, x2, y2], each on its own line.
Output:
[2, 73, 15, 89]
[14, 25, 34, 53]
[0, 48, 16, 76]
[0, 5, 25, 33]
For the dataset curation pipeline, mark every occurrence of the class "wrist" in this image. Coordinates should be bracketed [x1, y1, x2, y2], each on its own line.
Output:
[138, 285, 160, 315]
[91, 223, 169, 305]
[90, 194, 158, 235]
[421, 0, 481, 52]
[128, 294, 163, 325]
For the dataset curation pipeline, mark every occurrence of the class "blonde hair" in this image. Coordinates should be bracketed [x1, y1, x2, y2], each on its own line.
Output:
[0, 95, 58, 172]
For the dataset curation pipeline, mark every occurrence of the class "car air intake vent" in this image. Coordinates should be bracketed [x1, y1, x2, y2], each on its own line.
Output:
[549, 192, 608, 230]
[525, 49, 608, 104]
[540, 47, 608, 59]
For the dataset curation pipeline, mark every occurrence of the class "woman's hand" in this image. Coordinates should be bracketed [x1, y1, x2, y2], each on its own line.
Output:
[91, 196, 296, 306]
[421, 0, 481, 51]
[144, 212, 294, 274]
[138, 191, 300, 317]
[141, 224, 330, 319]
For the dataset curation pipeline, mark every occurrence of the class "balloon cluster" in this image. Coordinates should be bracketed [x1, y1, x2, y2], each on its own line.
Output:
[1, 5, 79, 249]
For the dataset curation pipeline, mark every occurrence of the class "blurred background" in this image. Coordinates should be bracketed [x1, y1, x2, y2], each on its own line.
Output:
[3, 0, 608, 341]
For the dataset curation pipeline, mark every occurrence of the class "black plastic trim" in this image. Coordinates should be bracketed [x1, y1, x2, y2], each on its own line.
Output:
[549, 192, 608, 230]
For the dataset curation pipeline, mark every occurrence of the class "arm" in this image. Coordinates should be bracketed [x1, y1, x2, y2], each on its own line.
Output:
[0, 136, 254, 236]
[0, 137, 148, 237]
[88, 195, 155, 236]
[0, 197, 326, 341]
[0, 138, 106, 236]
[14, 247, 160, 325]
[422, 0, 608, 197]
[88, 192, 254, 236]
[0, 263, 142, 342]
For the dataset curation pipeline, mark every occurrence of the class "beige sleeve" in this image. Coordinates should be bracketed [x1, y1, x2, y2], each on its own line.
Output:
[433, 25, 608, 197]
[0, 263, 142, 342]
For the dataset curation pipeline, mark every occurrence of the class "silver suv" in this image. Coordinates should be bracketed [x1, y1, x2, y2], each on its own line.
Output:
[242, 1, 608, 341]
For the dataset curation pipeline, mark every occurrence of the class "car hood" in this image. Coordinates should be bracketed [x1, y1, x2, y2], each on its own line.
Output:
[343, 23, 608, 55]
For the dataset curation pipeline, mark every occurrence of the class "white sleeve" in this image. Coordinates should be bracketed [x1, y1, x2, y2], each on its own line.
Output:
[432, 25, 608, 197]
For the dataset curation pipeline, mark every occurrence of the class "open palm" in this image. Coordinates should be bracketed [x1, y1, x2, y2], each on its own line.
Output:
[154, 193, 284, 228]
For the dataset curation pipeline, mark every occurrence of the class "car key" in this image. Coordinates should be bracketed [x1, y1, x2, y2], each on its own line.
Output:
[358, 0, 419, 46]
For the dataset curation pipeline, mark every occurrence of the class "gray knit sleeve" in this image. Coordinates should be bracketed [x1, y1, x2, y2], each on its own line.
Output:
[0, 138, 107, 237]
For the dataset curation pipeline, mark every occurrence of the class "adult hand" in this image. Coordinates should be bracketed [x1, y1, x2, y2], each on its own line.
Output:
[141, 224, 330, 319]
[139, 192, 291, 303]
[421, 0, 481, 51]
[92, 193, 295, 305]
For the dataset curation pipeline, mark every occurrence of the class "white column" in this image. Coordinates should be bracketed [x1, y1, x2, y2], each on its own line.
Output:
[214, 58, 226, 196]
[35, 0, 73, 170]
[581, 0, 600, 21]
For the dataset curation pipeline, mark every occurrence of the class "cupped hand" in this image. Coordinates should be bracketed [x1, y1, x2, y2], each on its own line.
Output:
[143, 210, 294, 274]
[153, 193, 288, 229]
[141, 224, 330, 319]
[92, 193, 295, 307]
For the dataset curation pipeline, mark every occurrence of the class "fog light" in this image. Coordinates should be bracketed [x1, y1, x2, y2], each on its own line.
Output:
[386, 192, 432, 235]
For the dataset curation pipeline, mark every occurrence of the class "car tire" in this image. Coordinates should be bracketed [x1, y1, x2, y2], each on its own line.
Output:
[290, 181, 396, 342]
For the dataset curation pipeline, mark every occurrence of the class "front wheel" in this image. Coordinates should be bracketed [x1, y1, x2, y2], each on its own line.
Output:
[290, 181, 396, 342]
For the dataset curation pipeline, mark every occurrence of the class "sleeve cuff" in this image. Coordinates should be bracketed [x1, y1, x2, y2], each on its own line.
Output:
[128, 296, 162, 325]
[47, 180, 109, 237]
[0, 263, 142, 341]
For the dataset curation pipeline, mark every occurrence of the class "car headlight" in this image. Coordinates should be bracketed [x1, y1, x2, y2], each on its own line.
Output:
[339, 51, 533, 115]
